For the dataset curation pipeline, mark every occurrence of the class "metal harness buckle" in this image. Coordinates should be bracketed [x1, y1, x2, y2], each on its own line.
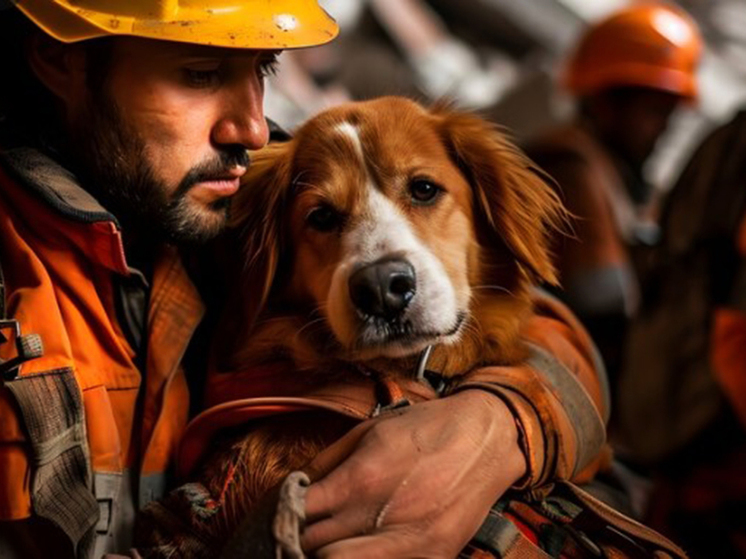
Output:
[415, 345, 447, 396]
[0, 319, 44, 380]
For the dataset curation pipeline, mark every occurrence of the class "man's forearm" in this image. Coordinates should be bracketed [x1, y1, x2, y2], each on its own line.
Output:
[452, 290, 609, 488]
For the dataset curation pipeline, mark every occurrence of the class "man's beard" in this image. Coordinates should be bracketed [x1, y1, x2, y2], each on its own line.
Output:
[72, 95, 249, 245]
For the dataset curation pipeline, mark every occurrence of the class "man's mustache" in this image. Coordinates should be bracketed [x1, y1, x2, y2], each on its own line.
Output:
[174, 148, 251, 198]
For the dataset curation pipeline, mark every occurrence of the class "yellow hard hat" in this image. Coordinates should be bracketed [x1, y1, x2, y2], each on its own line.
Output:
[11, 0, 338, 49]
[565, 3, 702, 100]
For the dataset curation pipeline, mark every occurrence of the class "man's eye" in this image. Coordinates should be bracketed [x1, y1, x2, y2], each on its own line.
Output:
[184, 68, 220, 88]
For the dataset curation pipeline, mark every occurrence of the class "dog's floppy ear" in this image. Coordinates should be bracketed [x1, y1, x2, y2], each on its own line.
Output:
[230, 141, 295, 325]
[434, 104, 568, 285]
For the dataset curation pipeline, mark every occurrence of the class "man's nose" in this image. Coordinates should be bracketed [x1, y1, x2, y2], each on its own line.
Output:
[212, 76, 270, 151]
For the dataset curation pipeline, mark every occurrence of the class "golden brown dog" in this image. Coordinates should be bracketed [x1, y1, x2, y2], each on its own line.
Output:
[223, 96, 565, 374]
[142, 97, 567, 555]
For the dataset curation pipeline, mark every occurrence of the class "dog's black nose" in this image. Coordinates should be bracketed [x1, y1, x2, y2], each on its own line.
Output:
[349, 258, 416, 320]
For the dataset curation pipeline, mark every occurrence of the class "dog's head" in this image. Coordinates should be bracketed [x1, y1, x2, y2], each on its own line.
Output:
[232, 97, 565, 363]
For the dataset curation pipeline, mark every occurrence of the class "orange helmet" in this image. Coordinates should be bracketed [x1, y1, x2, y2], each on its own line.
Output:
[8, 0, 338, 49]
[565, 3, 702, 100]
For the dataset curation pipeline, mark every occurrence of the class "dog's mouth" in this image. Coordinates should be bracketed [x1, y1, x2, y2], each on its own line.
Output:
[351, 311, 467, 358]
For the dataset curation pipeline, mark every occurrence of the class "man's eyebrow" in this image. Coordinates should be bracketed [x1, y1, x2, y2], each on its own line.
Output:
[174, 46, 282, 59]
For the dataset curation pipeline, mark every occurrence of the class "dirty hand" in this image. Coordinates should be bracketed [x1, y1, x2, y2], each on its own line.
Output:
[301, 389, 526, 559]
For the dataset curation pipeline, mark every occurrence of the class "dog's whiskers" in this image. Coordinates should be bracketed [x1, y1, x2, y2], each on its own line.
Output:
[293, 180, 325, 195]
[471, 284, 515, 297]
[293, 316, 327, 343]
[291, 170, 310, 187]
[458, 320, 483, 348]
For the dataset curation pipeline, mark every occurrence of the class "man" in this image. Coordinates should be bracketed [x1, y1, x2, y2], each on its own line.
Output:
[527, 4, 702, 389]
[0, 1, 607, 558]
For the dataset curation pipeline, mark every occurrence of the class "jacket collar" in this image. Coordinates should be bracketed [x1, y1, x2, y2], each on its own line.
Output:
[1, 146, 118, 224]
[0, 146, 131, 275]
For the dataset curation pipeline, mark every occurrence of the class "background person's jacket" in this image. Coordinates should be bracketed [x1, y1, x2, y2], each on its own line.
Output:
[527, 122, 656, 390]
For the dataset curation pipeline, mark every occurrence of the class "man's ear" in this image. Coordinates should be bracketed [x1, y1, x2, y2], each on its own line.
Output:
[230, 141, 295, 325]
[434, 104, 568, 285]
[26, 32, 89, 105]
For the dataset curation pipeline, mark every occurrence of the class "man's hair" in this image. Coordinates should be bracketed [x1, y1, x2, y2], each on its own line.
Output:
[0, 8, 113, 144]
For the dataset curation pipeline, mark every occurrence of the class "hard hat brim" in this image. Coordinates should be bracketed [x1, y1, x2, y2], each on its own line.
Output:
[566, 63, 698, 101]
[16, 0, 339, 49]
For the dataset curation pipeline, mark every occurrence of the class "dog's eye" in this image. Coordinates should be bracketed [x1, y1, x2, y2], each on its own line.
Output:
[410, 180, 442, 205]
[307, 205, 342, 232]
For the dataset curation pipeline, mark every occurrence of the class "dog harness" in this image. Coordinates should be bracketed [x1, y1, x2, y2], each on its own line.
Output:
[150, 344, 681, 559]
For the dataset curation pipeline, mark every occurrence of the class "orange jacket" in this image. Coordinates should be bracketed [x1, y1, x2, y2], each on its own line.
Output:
[712, 214, 746, 428]
[0, 148, 204, 554]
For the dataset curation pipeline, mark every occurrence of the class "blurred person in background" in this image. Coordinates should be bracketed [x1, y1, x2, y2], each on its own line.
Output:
[527, 3, 702, 393]
[618, 106, 746, 559]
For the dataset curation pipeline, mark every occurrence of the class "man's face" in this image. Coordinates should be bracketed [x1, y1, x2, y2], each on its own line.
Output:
[604, 89, 682, 170]
[69, 38, 274, 243]
[620, 90, 680, 166]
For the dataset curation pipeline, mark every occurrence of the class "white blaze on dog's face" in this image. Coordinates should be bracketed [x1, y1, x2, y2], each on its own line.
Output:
[283, 101, 479, 359]
[327, 155, 466, 358]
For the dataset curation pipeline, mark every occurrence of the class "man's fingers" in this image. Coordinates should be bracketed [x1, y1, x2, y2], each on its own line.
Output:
[304, 420, 383, 521]
[303, 473, 351, 523]
[301, 510, 375, 553]
[303, 461, 385, 546]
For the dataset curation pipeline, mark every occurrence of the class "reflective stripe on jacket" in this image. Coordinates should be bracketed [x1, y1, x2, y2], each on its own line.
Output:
[0, 147, 204, 556]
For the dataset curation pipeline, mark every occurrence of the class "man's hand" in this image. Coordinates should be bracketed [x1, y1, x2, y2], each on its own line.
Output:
[301, 390, 526, 559]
